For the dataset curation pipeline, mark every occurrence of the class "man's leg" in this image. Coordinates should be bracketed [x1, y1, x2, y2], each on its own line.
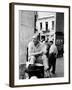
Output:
[42, 54, 52, 77]
[47, 64, 51, 71]
[29, 56, 36, 64]
[25, 56, 36, 78]
[26, 56, 36, 69]
[42, 54, 49, 70]
[51, 58, 56, 74]
[47, 54, 52, 71]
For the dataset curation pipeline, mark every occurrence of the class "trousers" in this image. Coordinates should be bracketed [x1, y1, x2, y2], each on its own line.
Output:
[28, 54, 48, 70]
[48, 53, 56, 73]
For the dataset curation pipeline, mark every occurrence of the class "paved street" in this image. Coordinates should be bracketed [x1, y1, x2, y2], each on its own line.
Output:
[19, 57, 64, 79]
[51, 57, 64, 78]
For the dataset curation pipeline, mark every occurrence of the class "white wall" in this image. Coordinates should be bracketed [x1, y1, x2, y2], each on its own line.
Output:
[0, 0, 72, 90]
[36, 12, 56, 31]
[37, 12, 56, 19]
[36, 17, 56, 31]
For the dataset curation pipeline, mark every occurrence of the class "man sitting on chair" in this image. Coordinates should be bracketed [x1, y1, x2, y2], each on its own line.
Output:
[27, 33, 49, 73]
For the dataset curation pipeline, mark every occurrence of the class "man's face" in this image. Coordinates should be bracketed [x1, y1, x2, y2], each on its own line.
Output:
[33, 38, 38, 45]
[49, 42, 53, 46]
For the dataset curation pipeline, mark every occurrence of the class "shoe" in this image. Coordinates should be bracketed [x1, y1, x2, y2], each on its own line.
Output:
[51, 71, 55, 74]
[44, 69, 51, 78]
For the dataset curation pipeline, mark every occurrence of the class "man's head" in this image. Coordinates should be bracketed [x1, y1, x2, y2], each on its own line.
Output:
[32, 33, 39, 45]
[49, 40, 53, 46]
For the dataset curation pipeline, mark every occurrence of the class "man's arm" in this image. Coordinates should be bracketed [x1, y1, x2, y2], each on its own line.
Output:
[54, 46, 58, 58]
[31, 51, 43, 56]
[28, 42, 43, 56]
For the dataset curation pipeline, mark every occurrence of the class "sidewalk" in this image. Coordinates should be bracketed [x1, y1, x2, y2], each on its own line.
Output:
[51, 57, 64, 78]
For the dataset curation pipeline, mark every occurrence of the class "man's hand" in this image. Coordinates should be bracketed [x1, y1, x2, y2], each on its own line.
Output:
[35, 51, 43, 57]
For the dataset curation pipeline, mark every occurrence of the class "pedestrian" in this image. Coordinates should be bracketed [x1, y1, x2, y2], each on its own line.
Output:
[48, 40, 58, 74]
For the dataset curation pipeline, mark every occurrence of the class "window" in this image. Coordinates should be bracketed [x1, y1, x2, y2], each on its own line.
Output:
[51, 34, 54, 37]
[40, 22, 42, 30]
[52, 21, 54, 30]
[45, 22, 48, 31]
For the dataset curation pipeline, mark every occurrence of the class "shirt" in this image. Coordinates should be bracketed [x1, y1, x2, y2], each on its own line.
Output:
[28, 41, 47, 57]
[49, 44, 58, 57]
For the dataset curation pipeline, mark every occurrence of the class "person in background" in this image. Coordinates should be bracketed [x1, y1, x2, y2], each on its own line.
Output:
[48, 40, 58, 74]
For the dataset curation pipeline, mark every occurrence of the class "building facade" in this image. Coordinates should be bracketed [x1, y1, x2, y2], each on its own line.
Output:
[36, 12, 56, 44]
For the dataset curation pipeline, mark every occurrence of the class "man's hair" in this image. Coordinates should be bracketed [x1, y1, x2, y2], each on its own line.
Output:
[32, 32, 40, 40]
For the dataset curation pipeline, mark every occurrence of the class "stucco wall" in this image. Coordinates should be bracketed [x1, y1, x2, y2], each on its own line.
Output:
[19, 11, 35, 64]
